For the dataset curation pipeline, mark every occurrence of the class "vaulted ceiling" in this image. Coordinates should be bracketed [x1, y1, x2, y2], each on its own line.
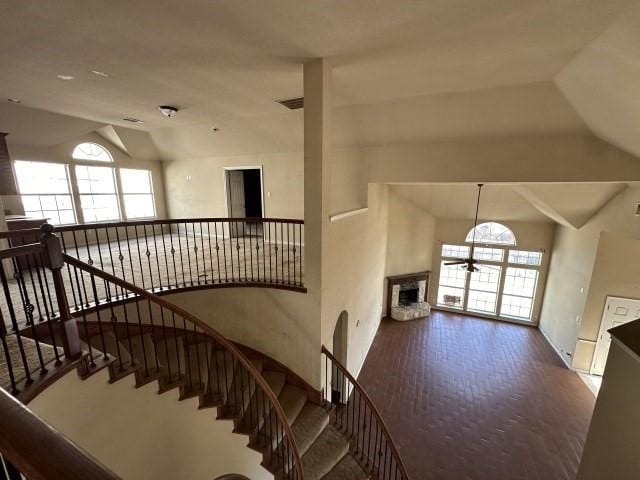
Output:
[1, 0, 640, 227]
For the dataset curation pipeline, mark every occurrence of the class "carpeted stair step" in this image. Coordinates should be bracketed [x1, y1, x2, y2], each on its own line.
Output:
[153, 335, 186, 392]
[218, 359, 263, 419]
[127, 333, 161, 386]
[235, 370, 286, 434]
[292, 403, 330, 455]
[200, 349, 236, 408]
[180, 342, 209, 399]
[301, 424, 350, 480]
[322, 453, 370, 480]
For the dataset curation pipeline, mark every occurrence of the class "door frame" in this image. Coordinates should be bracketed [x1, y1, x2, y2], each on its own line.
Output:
[590, 295, 640, 375]
[222, 165, 265, 219]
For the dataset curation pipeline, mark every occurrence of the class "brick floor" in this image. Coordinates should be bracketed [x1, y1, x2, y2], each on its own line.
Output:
[357, 311, 595, 480]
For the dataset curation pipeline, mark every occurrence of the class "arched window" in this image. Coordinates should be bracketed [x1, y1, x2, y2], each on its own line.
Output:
[72, 142, 113, 162]
[465, 222, 516, 246]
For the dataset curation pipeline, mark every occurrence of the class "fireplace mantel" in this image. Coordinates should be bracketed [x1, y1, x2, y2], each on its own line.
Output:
[386, 271, 431, 321]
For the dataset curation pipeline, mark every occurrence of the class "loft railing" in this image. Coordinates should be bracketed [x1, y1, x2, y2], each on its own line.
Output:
[0, 218, 304, 332]
[0, 225, 305, 479]
[0, 385, 120, 480]
[321, 346, 409, 480]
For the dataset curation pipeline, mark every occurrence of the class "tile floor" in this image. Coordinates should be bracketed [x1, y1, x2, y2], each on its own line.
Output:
[357, 311, 596, 480]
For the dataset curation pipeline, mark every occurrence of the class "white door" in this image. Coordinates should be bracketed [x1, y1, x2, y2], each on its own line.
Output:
[591, 296, 640, 375]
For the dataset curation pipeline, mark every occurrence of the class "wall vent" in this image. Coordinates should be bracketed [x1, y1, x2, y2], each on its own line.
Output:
[123, 117, 145, 125]
[277, 97, 304, 110]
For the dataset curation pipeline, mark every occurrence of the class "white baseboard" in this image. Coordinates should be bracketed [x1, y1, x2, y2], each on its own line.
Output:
[539, 326, 573, 369]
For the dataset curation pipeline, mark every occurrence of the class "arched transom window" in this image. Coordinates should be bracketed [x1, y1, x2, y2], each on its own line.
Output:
[465, 222, 516, 246]
[72, 142, 113, 162]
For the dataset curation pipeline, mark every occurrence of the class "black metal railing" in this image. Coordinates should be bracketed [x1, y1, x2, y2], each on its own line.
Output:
[0, 218, 304, 332]
[63, 253, 304, 479]
[322, 346, 409, 480]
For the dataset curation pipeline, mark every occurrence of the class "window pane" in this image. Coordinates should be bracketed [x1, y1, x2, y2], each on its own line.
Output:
[502, 267, 538, 297]
[441, 244, 470, 258]
[123, 194, 154, 219]
[14, 161, 70, 194]
[76, 166, 117, 194]
[72, 143, 113, 162]
[500, 268, 539, 320]
[501, 295, 534, 320]
[14, 161, 75, 225]
[437, 261, 467, 309]
[466, 222, 516, 245]
[473, 247, 504, 262]
[508, 250, 542, 266]
[120, 169, 152, 193]
[80, 194, 119, 222]
[467, 264, 501, 314]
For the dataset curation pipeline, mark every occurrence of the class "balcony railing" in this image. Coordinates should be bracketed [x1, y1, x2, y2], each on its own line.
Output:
[0, 218, 305, 332]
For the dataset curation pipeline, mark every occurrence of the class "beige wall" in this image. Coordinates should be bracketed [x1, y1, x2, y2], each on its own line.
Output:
[576, 339, 640, 480]
[5, 132, 168, 219]
[163, 151, 303, 220]
[540, 186, 640, 370]
[30, 369, 271, 480]
[431, 219, 556, 322]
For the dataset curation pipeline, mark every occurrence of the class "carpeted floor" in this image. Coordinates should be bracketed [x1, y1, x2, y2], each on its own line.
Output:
[1, 232, 304, 330]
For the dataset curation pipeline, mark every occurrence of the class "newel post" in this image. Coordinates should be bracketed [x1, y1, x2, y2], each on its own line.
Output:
[40, 224, 82, 360]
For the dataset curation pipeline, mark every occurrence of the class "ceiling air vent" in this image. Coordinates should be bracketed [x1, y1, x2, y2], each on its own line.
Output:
[277, 97, 304, 110]
[123, 117, 145, 125]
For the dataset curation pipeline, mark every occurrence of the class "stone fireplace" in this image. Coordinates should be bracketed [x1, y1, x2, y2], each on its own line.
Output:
[386, 271, 431, 321]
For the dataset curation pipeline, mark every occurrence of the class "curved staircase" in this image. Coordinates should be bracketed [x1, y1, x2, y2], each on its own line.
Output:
[0, 222, 407, 480]
[84, 327, 369, 480]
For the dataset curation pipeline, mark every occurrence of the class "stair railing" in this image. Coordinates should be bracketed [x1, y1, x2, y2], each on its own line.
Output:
[61, 251, 305, 479]
[0, 238, 81, 398]
[321, 345, 409, 480]
[0, 385, 120, 480]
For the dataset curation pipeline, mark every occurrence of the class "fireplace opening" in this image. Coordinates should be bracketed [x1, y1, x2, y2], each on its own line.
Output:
[399, 288, 419, 306]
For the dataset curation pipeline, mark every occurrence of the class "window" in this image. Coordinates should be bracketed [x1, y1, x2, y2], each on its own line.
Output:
[72, 143, 113, 162]
[465, 222, 516, 245]
[508, 250, 542, 266]
[75, 165, 120, 222]
[437, 261, 466, 309]
[14, 161, 75, 225]
[467, 265, 501, 314]
[501, 268, 539, 320]
[437, 227, 544, 323]
[120, 169, 155, 219]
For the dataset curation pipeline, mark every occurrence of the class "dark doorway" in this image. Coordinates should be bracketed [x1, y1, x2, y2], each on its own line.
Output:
[243, 169, 263, 218]
[225, 167, 264, 237]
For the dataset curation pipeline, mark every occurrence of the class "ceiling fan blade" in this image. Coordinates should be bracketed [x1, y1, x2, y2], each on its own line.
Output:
[445, 260, 466, 266]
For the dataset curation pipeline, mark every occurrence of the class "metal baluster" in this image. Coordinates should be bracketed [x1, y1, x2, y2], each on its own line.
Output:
[133, 296, 149, 378]
[59, 234, 79, 310]
[200, 222, 208, 285]
[158, 223, 171, 290]
[23, 254, 46, 374]
[176, 224, 187, 286]
[190, 222, 199, 285]
[133, 225, 149, 290]
[141, 225, 155, 291]
[88, 273, 109, 361]
[157, 303, 173, 382]
[123, 225, 140, 291]
[228, 222, 235, 282]
[149, 224, 163, 291]
[248, 222, 254, 282]
[212, 223, 222, 283]
[242, 222, 247, 281]
[184, 222, 194, 286]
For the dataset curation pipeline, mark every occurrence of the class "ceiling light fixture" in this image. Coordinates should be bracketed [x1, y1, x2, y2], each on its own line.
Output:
[56, 74, 74, 81]
[158, 105, 178, 118]
[7, 98, 21, 104]
[91, 70, 111, 78]
[211, 127, 220, 132]
[123, 117, 144, 124]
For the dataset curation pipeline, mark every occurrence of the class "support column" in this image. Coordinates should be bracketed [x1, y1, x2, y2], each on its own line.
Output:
[304, 58, 332, 387]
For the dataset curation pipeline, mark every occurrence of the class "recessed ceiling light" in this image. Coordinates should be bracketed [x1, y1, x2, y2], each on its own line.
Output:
[91, 70, 111, 78]
[56, 74, 75, 81]
[7, 98, 21, 104]
[123, 117, 144, 124]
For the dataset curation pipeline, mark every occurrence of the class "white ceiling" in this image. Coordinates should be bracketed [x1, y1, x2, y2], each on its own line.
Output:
[389, 183, 628, 225]
[0, 0, 633, 132]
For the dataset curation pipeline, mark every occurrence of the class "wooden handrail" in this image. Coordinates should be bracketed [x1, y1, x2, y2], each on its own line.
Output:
[0, 242, 43, 260]
[63, 253, 305, 479]
[53, 216, 304, 232]
[0, 386, 120, 480]
[321, 345, 409, 480]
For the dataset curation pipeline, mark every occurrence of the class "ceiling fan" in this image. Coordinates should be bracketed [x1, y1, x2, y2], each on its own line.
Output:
[445, 183, 484, 273]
